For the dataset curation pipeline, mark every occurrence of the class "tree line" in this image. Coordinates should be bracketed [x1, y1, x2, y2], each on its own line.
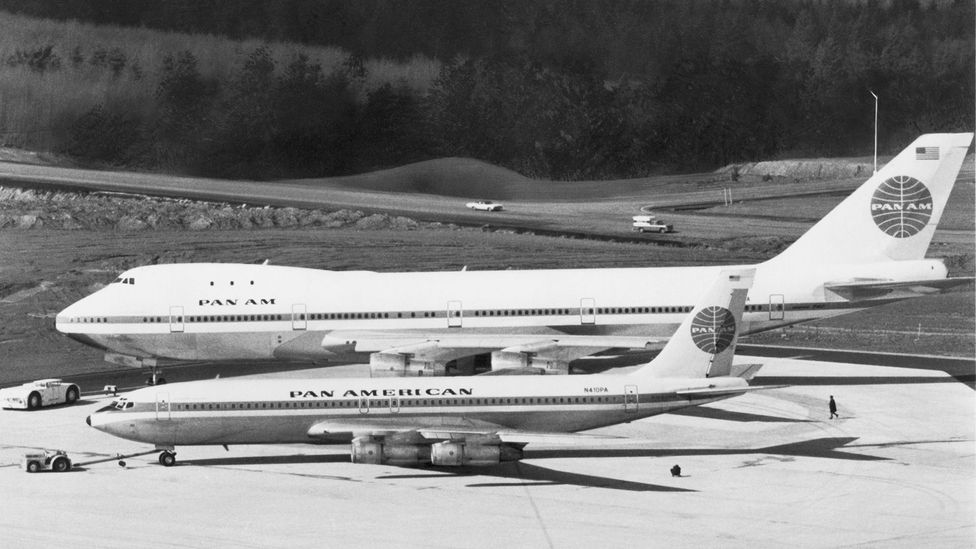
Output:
[3, 0, 973, 179]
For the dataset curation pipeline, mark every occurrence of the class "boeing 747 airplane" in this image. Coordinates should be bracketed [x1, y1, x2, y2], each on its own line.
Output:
[87, 269, 776, 467]
[59, 133, 973, 379]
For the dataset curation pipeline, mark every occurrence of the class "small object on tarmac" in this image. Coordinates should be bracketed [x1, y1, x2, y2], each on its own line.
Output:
[670, 464, 682, 477]
[104, 385, 118, 396]
[23, 449, 72, 473]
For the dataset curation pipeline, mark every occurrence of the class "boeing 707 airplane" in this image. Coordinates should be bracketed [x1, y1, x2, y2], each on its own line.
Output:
[58, 133, 973, 380]
[87, 269, 776, 467]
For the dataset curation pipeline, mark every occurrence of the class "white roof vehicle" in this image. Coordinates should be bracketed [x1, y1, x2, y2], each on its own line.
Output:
[632, 217, 674, 233]
[1, 378, 80, 410]
[466, 200, 503, 211]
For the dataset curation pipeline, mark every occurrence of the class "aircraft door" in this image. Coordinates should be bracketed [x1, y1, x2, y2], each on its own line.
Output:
[359, 397, 369, 414]
[292, 304, 307, 331]
[580, 298, 596, 325]
[155, 392, 171, 421]
[624, 385, 638, 413]
[169, 306, 184, 333]
[769, 294, 785, 321]
[389, 396, 400, 414]
[447, 301, 463, 328]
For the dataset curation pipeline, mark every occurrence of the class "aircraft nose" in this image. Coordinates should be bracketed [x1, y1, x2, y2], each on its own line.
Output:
[86, 415, 91, 426]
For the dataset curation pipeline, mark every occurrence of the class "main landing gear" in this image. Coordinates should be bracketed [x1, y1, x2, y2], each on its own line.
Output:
[146, 366, 166, 386]
[157, 450, 176, 467]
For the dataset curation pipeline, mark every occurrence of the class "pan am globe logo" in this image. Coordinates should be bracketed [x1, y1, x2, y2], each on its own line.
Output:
[689, 306, 736, 354]
[870, 176, 933, 238]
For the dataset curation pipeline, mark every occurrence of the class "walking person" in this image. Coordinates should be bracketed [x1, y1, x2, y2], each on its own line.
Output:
[829, 395, 838, 419]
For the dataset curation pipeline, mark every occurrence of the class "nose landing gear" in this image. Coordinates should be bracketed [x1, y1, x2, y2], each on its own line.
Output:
[157, 450, 176, 467]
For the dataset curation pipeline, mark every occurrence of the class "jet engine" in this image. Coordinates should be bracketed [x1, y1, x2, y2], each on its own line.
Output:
[430, 441, 523, 466]
[350, 438, 523, 466]
[350, 437, 431, 465]
[369, 353, 446, 377]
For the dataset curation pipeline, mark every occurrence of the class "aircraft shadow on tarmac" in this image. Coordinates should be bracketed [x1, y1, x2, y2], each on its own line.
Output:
[373, 436, 897, 492]
[669, 407, 816, 423]
[525, 437, 889, 463]
[180, 453, 690, 491]
[167, 435, 938, 492]
[183, 454, 350, 467]
[378, 462, 694, 492]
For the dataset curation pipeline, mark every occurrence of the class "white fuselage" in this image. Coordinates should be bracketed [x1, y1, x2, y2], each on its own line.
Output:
[87, 373, 746, 447]
[56, 258, 944, 363]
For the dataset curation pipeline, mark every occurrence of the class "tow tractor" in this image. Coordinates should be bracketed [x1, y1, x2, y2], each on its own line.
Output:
[23, 449, 72, 473]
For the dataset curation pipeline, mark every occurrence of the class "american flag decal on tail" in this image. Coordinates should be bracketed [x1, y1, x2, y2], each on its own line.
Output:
[916, 146, 939, 160]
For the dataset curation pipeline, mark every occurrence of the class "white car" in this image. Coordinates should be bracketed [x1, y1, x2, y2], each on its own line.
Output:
[466, 200, 504, 211]
[1, 378, 80, 410]
[632, 219, 674, 233]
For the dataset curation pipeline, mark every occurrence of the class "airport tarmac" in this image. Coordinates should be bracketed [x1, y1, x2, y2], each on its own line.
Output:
[0, 357, 972, 549]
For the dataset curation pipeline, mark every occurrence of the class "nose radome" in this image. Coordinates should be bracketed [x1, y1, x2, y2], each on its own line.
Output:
[86, 415, 91, 426]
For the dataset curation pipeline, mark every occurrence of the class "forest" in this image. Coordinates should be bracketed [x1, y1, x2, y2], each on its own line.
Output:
[0, 0, 972, 180]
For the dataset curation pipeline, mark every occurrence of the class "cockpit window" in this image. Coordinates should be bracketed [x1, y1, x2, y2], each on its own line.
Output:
[113, 399, 132, 410]
[113, 277, 136, 285]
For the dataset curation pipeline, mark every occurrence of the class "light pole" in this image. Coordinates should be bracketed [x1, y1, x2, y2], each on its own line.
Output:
[869, 90, 878, 175]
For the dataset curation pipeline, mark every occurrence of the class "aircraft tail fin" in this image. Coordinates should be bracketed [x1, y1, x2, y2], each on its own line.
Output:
[635, 268, 754, 379]
[768, 132, 973, 266]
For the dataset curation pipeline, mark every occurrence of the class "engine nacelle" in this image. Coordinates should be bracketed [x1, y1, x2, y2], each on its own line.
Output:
[351, 438, 383, 464]
[430, 442, 523, 466]
[350, 438, 430, 465]
[490, 351, 569, 374]
[369, 353, 446, 377]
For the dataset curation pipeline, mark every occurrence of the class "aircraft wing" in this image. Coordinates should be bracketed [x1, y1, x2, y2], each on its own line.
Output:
[306, 417, 627, 445]
[322, 331, 666, 353]
[825, 277, 974, 299]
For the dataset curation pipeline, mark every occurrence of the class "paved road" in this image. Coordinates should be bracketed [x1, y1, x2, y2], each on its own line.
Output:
[0, 160, 881, 243]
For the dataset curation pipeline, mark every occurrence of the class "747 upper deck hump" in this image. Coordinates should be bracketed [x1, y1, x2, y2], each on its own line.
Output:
[56, 133, 974, 377]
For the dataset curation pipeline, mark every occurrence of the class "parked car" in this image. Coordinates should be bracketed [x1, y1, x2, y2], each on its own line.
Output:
[23, 449, 72, 473]
[1, 379, 80, 410]
[466, 200, 504, 211]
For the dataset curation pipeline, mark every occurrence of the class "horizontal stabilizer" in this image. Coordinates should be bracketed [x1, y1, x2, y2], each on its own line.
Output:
[676, 384, 786, 397]
[729, 363, 763, 380]
[825, 277, 974, 299]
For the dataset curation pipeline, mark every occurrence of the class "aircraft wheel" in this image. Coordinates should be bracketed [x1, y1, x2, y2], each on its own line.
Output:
[27, 392, 41, 410]
[66, 386, 79, 404]
[26, 461, 40, 473]
[658, 227, 666, 233]
[159, 451, 176, 467]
